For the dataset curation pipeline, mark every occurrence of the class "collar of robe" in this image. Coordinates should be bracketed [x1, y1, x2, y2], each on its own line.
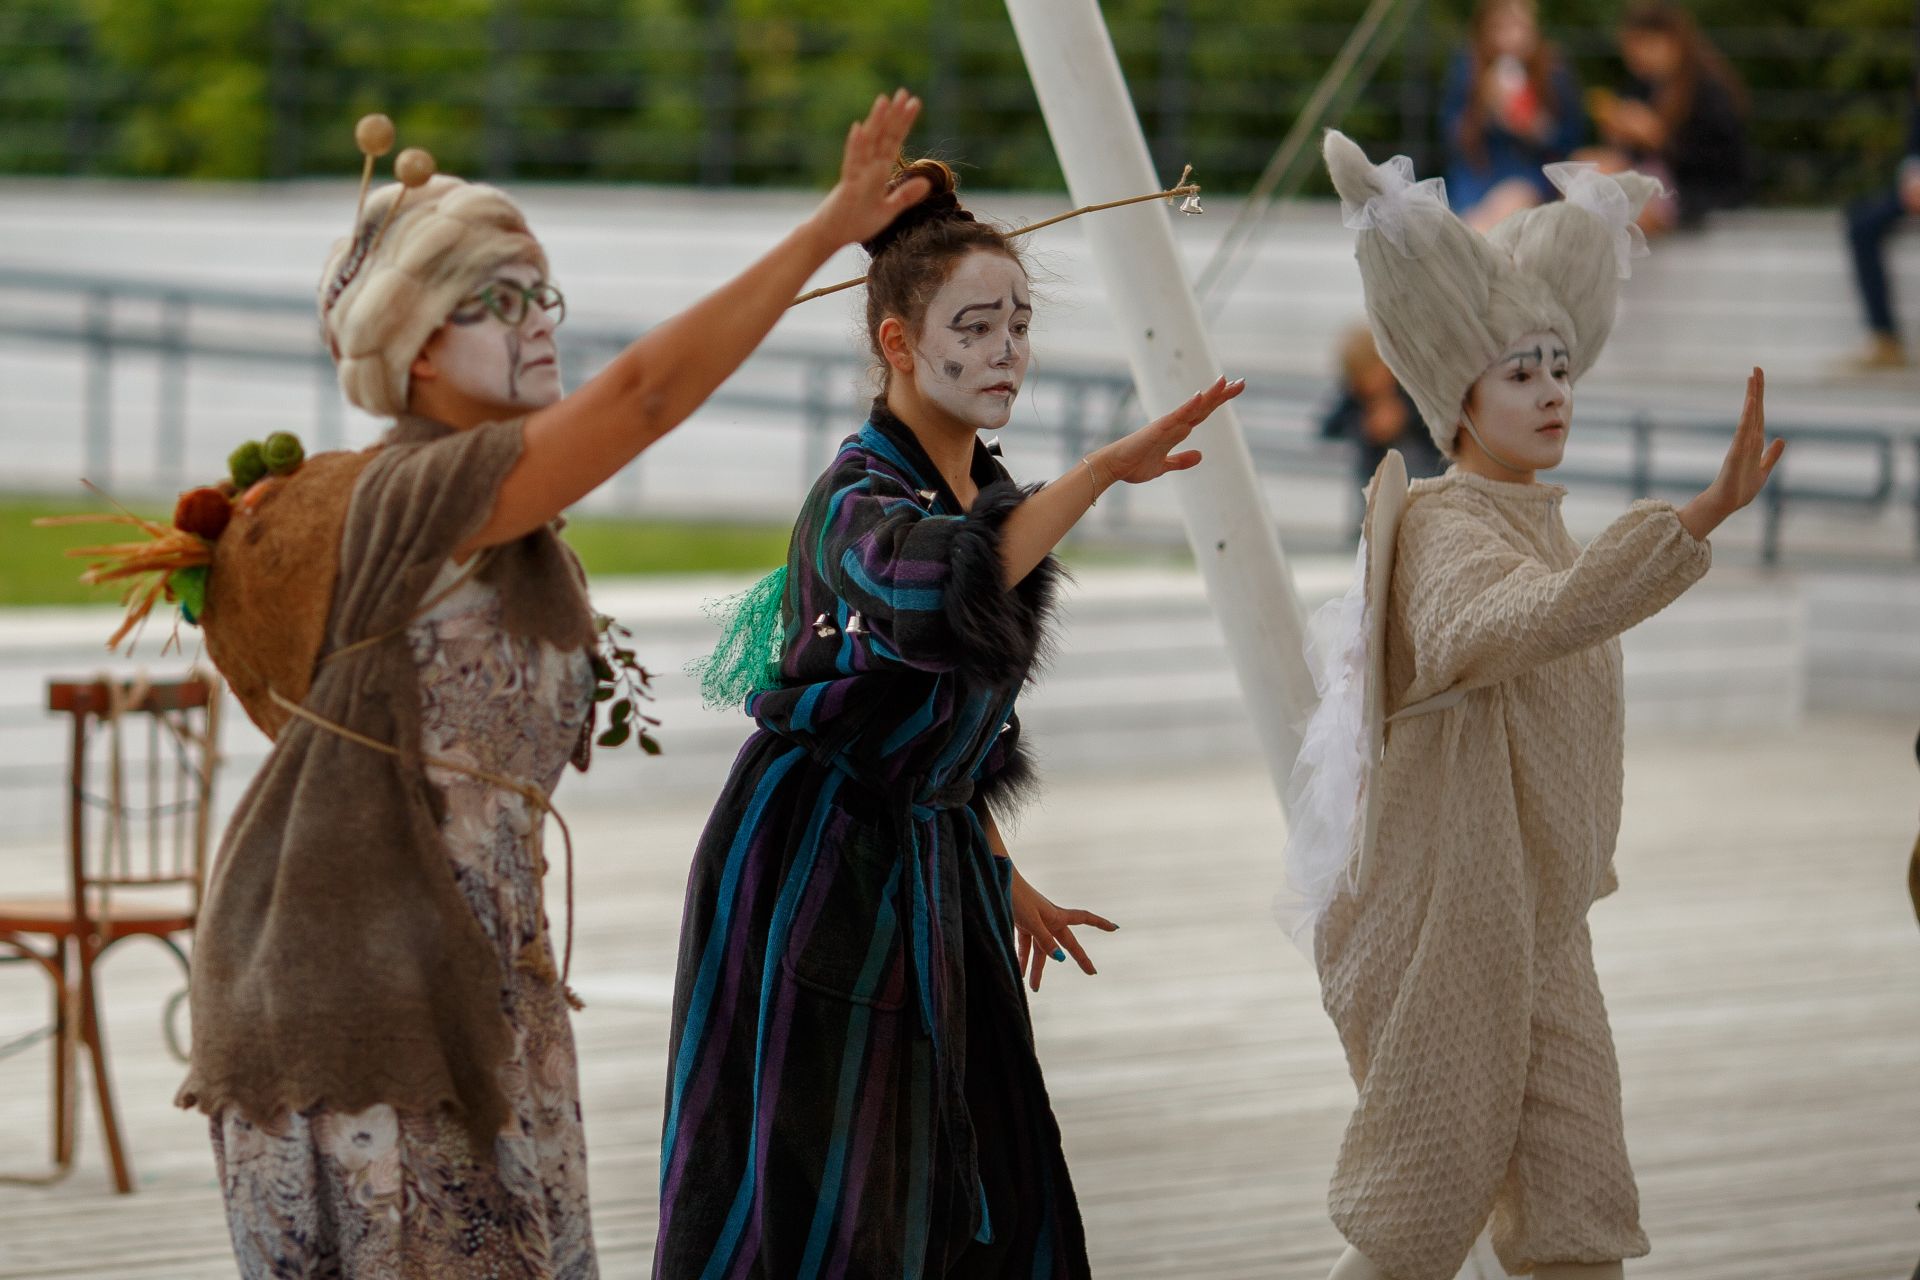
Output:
[866, 397, 1005, 515]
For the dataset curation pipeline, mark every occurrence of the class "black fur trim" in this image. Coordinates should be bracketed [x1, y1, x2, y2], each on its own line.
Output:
[974, 727, 1042, 819]
[944, 480, 1066, 686]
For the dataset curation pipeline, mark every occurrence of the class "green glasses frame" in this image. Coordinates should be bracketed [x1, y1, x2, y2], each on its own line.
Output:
[455, 279, 566, 328]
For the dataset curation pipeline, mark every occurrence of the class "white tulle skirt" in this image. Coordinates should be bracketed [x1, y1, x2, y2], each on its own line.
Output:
[1275, 541, 1371, 963]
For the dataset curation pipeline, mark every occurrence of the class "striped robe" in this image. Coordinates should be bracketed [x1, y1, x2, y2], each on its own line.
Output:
[654, 404, 1088, 1279]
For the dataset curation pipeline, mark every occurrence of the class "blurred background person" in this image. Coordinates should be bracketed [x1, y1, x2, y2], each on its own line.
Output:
[1440, 0, 1588, 232]
[1840, 75, 1920, 371]
[1587, 0, 1752, 235]
[1320, 326, 1445, 532]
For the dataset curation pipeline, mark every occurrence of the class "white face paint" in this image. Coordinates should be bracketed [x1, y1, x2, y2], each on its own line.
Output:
[912, 250, 1031, 432]
[430, 260, 564, 412]
[1462, 330, 1573, 473]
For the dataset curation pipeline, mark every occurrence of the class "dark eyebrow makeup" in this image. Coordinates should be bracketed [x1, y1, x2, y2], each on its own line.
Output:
[952, 300, 1004, 324]
[1501, 344, 1570, 371]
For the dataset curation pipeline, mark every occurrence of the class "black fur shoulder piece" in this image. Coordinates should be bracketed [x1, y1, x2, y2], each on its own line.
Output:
[944, 479, 1065, 687]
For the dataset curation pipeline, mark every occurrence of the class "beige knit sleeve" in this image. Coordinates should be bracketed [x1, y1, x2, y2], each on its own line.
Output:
[1397, 497, 1711, 703]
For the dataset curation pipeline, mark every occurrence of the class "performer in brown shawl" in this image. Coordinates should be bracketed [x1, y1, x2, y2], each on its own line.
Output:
[166, 92, 935, 1279]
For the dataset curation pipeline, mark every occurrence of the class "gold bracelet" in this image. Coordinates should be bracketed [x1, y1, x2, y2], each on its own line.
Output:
[1082, 454, 1105, 507]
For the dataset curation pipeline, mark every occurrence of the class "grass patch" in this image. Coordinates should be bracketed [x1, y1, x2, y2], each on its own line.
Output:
[1, 496, 166, 607]
[0, 496, 795, 607]
[560, 514, 790, 578]
[0, 497, 1177, 609]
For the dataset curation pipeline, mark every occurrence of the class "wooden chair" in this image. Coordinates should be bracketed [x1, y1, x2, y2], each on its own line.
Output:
[0, 674, 221, 1193]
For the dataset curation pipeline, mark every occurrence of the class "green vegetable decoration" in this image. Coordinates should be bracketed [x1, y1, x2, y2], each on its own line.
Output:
[43, 431, 311, 648]
[162, 432, 309, 627]
[168, 565, 210, 624]
[263, 431, 306, 476]
[229, 440, 268, 490]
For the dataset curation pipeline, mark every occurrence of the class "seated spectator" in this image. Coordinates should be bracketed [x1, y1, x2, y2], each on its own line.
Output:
[1321, 327, 1446, 531]
[1842, 77, 1920, 371]
[1440, 0, 1587, 232]
[1587, 1, 1751, 235]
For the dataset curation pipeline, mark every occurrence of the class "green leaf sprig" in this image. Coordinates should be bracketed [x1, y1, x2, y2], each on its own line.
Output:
[592, 612, 662, 756]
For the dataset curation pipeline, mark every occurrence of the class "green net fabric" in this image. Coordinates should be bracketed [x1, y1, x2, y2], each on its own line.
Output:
[686, 566, 788, 712]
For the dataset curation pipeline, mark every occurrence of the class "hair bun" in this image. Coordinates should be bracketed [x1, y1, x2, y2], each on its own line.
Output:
[861, 158, 977, 259]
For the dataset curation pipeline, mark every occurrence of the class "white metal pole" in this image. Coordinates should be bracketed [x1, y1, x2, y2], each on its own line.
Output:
[1005, 0, 1317, 806]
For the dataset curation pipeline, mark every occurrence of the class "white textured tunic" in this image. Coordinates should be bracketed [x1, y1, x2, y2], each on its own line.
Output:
[1316, 471, 1711, 1280]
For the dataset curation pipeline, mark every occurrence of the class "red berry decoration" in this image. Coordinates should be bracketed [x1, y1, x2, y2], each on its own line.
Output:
[173, 486, 233, 540]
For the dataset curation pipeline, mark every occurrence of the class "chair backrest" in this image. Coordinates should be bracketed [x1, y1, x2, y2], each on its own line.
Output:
[45, 673, 223, 929]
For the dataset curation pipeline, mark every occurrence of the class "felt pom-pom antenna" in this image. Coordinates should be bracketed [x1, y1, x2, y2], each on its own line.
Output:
[393, 147, 436, 187]
[354, 113, 396, 159]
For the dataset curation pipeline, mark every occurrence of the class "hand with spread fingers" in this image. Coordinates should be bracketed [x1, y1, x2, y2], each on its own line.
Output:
[1094, 375, 1246, 488]
[1679, 367, 1786, 540]
[1009, 865, 1118, 993]
[808, 89, 931, 249]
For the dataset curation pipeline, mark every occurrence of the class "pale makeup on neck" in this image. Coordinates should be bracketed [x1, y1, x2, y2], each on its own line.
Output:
[911, 250, 1031, 433]
[1456, 329, 1572, 483]
[419, 260, 563, 419]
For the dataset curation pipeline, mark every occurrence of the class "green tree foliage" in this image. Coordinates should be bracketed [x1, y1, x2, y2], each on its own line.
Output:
[4, 0, 1913, 202]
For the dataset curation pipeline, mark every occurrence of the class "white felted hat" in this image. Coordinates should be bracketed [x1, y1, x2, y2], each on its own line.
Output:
[1322, 130, 1662, 456]
[319, 175, 548, 418]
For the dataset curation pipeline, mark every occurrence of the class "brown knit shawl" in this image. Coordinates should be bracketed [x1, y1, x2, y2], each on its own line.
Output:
[176, 414, 597, 1148]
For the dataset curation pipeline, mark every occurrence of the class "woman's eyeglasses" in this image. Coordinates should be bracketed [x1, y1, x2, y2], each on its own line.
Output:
[453, 279, 566, 329]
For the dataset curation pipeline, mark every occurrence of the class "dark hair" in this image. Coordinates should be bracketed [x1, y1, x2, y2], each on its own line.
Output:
[1619, 1, 1749, 132]
[1458, 0, 1566, 169]
[862, 158, 1023, 390]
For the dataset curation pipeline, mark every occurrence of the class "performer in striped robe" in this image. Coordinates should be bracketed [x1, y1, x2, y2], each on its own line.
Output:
[655, 157, 1243, 1279]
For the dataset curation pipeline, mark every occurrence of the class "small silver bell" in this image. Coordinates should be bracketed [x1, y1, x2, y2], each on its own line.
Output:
[812, 613, 838, 639]
[917, 488, 939, 505]
[846, 611, 870, 637]
[1178, 194, 1204, 216]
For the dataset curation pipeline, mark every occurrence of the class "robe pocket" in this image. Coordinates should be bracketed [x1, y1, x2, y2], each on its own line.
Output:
[779, 812, 908, 1012]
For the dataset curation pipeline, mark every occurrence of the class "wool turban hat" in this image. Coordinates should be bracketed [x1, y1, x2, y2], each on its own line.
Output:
[319, 175, 548, 418]
[1322, 130, 1662, 456]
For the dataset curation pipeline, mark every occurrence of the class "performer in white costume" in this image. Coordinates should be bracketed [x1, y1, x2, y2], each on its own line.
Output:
[1282, 132, 1784, 1280]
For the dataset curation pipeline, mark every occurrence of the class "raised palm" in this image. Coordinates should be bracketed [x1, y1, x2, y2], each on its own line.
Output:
[1707, 367, 1785, 517]
[1102, 375, 1246, 486]
[810, 90, 930, 248]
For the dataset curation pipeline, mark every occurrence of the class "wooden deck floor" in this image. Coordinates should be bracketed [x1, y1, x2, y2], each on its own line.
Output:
[1, 717, 1915, 1279]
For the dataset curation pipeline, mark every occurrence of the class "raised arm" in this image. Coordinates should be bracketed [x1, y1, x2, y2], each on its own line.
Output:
[1401, 369, 1780, 702]
[994, 375, 1244, 589]
[1398, 496, 1710, 701]
[459, 91, 933, 555]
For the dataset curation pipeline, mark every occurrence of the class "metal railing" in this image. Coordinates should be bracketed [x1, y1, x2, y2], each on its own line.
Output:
[0, 265, 1915, 565]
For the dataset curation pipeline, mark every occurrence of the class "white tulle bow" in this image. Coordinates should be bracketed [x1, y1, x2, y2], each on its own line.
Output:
[1544, 161, 1649, 280]
[1340, 154, 1451, 257]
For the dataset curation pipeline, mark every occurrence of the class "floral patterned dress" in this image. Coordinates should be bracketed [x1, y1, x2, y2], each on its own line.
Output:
[211, 560, 600, 1280]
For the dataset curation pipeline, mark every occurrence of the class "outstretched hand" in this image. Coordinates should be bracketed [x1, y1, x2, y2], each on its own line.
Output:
[808, 90, 929, 250]
[1010, 867, 1118, 993]
[1095, 375, 1245, 489]
[1679, 367, 1784, 540]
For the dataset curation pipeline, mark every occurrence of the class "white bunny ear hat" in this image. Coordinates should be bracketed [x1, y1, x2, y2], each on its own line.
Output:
[1322, 130, 1663, 456]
